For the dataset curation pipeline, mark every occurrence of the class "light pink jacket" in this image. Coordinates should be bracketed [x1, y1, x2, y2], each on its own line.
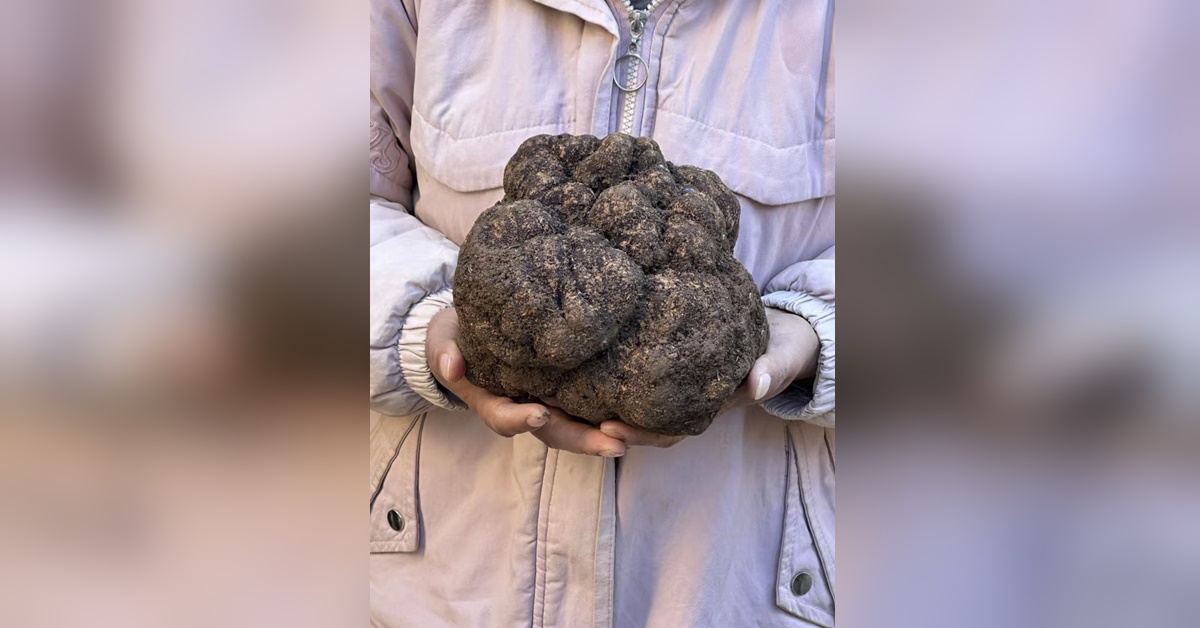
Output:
[369, 0, 834, 625]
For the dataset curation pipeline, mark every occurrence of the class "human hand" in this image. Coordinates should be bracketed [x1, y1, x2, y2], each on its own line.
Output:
[598, 314, 819, 439]
[427, 307, 629, 457]
[537, 398, 684, 449]
[537, 395, 683, 449]
[598, 420, 687, 449]
[579, 312, 825, 443]
[729, 307, 820, 406]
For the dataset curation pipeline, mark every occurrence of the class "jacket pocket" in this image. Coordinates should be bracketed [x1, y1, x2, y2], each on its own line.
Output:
[369, 412, 426, 553]
[652, 110, 834, 206]
[776, 421, 836, 626]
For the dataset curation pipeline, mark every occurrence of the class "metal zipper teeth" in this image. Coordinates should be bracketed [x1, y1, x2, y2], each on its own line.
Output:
[620, 62, 639, 135]
[618, 0, 664, 136]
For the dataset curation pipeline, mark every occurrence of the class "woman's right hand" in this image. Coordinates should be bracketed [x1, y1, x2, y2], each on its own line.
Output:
[426, 307, 632, 457]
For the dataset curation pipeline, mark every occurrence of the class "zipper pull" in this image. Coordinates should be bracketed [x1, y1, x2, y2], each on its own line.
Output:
[628, 9, 648, 51]
[614, 10, 650, 93]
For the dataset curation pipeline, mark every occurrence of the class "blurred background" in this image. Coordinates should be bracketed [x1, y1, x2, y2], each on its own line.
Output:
[839, 0, 1200, 626]
[2, 0, 1198, 625]
[1, 0, 365, 625]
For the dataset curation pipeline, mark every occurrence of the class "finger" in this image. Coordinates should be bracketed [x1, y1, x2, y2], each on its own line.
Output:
[725, 355, 772, 408]
[429, 309, 465, 384]
[427, 310, 466, 385]
[432, 341, 467, 385]
[725, 355, 785, 410]
[445, 378, 548, 437]
[473, 392, 552, 437]
[432, 358, 550, 436]
[423, 307, 551, 438]
[533, 409, 626, 457]
[427, 341, 481, 408]
[599, 420, 685, 448]
[747, 355, 781, 401]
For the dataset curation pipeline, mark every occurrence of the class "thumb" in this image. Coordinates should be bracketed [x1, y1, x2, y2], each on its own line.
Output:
[433, 341, 466, 385]
[748, 356, 776, 401]
[426, 308, 465, 384]
[725, 355, 776, 410]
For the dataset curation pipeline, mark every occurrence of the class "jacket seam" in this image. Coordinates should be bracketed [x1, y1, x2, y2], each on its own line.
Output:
[824, 429, 835, 473]
[533, 450, 560, 627]
[778, 428, 798, 610]
[790, 425, 836, 623]
[797, 426, 835, 599]
[655, 108, 834, 151]
[370, 413, 422, 512]
[526, 445, 550, 626]
[412, 106, 574, 142]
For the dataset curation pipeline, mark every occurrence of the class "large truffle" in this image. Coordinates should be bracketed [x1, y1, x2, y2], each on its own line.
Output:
[454, 133, 768, 436]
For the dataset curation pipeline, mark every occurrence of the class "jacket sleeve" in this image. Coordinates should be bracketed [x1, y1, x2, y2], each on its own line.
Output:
[760, 241, 835, 427]
[369, 0, 465, 416]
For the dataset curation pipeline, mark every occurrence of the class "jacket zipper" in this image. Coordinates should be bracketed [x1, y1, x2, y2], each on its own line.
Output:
[614, 0, 664, 135]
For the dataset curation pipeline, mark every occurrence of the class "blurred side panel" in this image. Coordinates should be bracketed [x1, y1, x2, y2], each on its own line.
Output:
[1, 0, 368, 625]
[838, 0, 1200, 626]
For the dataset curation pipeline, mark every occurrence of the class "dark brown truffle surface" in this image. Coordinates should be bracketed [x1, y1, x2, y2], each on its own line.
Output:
[454, 133, 769, 436]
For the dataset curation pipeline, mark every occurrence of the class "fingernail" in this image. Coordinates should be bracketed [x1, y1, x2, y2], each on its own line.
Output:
[753, 373, 772, 400]
[527, 411, 550, 428]
[600, 450, 624, 458]
[439, 354, 452, 378]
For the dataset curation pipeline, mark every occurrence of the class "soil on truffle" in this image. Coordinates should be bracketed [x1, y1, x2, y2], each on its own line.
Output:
[454, 133, 769, 436]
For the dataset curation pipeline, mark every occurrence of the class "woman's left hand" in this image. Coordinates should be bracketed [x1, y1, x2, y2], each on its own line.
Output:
[729, 307, 820, 406]
[603, 308, 820, 448]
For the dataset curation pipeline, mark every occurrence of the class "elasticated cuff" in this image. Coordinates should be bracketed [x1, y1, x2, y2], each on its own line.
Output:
[759, 291, 835, 427]
[397, 288, 467, 411]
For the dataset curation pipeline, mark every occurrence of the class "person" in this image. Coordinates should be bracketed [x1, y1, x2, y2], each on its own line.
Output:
[369, 0, 834, 625]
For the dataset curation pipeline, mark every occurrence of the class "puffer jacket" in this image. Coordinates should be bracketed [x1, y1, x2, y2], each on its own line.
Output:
[370, 0, 835, 625]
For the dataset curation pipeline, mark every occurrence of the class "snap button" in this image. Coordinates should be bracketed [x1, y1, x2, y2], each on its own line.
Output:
[790, 571, 813, 596]
[386, 509, 405, 532]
